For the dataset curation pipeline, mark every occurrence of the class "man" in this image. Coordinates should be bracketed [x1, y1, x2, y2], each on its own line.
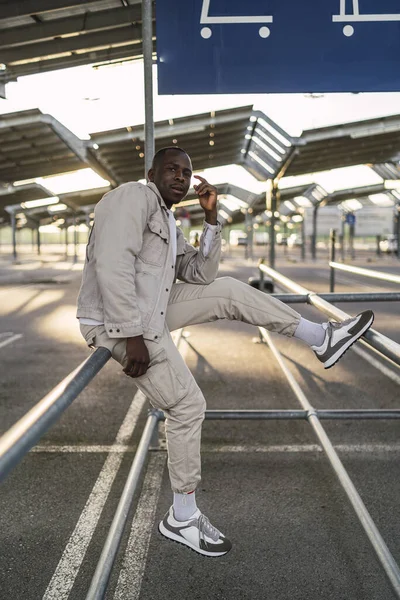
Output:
[77, 147, 373, 558]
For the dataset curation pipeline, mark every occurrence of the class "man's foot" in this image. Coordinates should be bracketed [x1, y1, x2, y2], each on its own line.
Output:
[312, 310, 374, 369]
[159, 507, 232, 557]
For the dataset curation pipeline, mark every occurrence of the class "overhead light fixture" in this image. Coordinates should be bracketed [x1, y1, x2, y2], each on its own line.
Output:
[22, 197, 59, 209]
[48, 203, 68, 213]
[384, 180, 400, 190]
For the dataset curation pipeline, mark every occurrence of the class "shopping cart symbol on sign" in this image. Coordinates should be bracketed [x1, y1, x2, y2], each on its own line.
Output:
[200, 0, 273, 39]
[333, 0, 400, 36]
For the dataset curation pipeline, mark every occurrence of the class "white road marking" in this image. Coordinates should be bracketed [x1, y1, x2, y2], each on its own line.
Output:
[203, 443, 400, 453]
[113, 453, 166, 600]
[0, 333, 23, 349]
[31, 445, 136, 453]
[42, 390, 147, 600]
[28, 442, 400, 454]
[352, 344, 400, 386]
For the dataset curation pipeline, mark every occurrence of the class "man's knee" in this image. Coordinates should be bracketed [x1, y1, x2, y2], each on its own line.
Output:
[210, 276, 243, 299]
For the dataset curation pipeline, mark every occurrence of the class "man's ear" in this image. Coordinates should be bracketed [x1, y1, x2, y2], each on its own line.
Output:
[148, 168, 154, 182]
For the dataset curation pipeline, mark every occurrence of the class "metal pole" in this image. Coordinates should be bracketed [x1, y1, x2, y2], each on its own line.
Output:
[311, 205, 318, 260]
[329, 261, 400, 285]
[143, 0, 155, 178]
[37, 225, 41, 256]
[0, 348, 111, 483]
[259, 327, 400, 598]
[397, 208, 400, 260]
[73, 217, 78, 263]
[270, 292, 400, 303]
[376, 235, 381, 257]
[269, 183, 277, 269]
[64, 226, 68, 259]
[350, 221, 355, 260]
[329, 228, 336, 292]
[11, 211, 17, 262]
[86, 413, 160, 600]
[301, 212, 306, 260]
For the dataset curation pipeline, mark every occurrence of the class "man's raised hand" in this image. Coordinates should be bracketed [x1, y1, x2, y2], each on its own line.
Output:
[193, 175, 218, 225]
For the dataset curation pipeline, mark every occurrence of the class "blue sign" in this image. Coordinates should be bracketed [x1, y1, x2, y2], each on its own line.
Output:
[157, 0, 400, 94]
[346, 213, 356, 226]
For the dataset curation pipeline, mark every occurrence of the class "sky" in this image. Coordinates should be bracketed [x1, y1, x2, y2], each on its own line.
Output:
[1, 58, 400, 195]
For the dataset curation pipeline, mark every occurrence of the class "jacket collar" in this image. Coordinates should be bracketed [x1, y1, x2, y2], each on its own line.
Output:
[147, 182, 169, 213]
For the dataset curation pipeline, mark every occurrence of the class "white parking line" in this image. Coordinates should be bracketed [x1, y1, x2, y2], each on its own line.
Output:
[42, 390, 147, 600]
[203, 443, 400, 453]
[28, 442, 400, 454]
[113, 453, 166, 600]
[0, 333, 23, 349]
[31, 445, 136, 453]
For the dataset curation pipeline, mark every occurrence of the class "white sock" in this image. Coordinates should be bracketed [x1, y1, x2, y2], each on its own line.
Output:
[294, 317, 326, 348]
[173, 491, 197, 521]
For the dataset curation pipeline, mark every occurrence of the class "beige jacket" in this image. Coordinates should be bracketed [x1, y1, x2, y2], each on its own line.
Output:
[76, 182, 221, 342]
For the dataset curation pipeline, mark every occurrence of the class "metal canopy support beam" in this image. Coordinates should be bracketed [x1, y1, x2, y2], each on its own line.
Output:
[0, 6, 142, 48]
[0, 0, 99, 20]
[2, 46, 145, 81]
[143, 0, 154, 178]
[1, 24, 144, 63]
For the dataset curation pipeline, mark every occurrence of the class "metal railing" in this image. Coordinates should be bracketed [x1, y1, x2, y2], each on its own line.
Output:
[259, 261, 400, 368]
[0, 347, 111, 483]
[257, 262, 400, 598]
[329, 227, 400, 292]
[330, 261, 400, 289]
[2, 268, 400, 598]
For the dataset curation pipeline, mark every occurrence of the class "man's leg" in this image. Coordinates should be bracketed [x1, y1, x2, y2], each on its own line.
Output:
[167, 276, 301, 333]
[166, 277, 373, 369]
[79, 322, 232, 556]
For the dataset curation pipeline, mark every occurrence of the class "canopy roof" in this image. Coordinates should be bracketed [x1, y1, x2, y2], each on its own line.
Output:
[89, 106, 293, 184]
[0, 1, 151, 84]
[0, 109, 112, 185]
[286, 115, 400, 176]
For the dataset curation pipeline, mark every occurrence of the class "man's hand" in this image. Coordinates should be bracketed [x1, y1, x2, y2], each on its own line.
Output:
[193, 175, 218, 225]
[123, 335, 150, 378]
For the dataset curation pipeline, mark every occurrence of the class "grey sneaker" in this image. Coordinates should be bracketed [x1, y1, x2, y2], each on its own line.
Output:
[159, 507, 232, 557]
[312, 310, 374, 369]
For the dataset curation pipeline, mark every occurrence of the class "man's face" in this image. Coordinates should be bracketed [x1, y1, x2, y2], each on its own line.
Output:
[148, 150, 192, 208]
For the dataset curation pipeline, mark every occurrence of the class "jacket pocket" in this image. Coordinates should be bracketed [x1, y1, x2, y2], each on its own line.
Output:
[136, 348, 187, 410]
[138, 218, 169, 267]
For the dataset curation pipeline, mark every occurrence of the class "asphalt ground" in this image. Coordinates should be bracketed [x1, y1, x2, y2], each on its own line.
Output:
[0, 248, 399, 600]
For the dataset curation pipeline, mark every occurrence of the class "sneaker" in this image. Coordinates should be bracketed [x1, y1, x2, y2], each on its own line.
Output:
[159, 507, 232, 557]
[312, 310, 374, 369]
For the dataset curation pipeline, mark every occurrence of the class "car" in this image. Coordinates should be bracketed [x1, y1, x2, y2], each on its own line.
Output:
[379, 234, 398, 254]
[276, 233, 288, 245]
[287, 234, 303, 248]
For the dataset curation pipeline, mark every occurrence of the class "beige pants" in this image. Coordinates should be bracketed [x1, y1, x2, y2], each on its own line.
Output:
[80, 277, 301, 493]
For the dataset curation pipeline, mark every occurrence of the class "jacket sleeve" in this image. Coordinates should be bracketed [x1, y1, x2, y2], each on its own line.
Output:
[176, 220, 222, 284]
[94, 183, 149, 338]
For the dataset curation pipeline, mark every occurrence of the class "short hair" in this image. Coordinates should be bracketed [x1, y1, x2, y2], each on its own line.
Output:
[151, 146, 190, 170]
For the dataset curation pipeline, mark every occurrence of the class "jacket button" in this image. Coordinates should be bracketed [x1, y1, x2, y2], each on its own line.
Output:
[166, 288, 169, 292]
[109, 329, 112, 332]
[161, 311, 164, 315]
[116, 329, 120, 332]
[154, 335, 158, 339]
[171, 265, 174, 268]
[159, 229, 162, 233]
